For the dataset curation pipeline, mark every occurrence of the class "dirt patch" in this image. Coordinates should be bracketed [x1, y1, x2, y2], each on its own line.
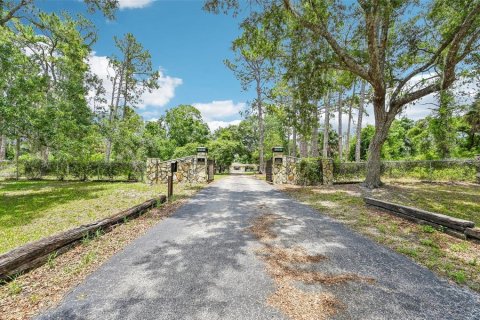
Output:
[257, 245, 326, 264]
[248, 213, 374, 320]
[248, 213, 281, 241]
[0, 200, 187, 320]
[264, 256, 374, 286]
[267, 280, 342, 320]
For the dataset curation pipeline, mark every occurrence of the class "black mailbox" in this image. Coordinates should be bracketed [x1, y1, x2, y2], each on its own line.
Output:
[274, 157, 283, 164]
[171, 161, 177, 173]
[197, 157, 206, 164]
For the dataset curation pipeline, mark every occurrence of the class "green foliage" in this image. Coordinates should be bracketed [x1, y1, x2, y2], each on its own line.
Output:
[207, 139, 242, 172]
[450, 270, 467, 284]
[7, 278, 22, 296]
[47, 251, 59, 269]
[297, 158, 322, 185]
[22, 159, 145, 181]
[172, 143, 202, 159]
[422, 225, 437, 234]
[397, 246, 419, 258]
[164, 105, 210, 147]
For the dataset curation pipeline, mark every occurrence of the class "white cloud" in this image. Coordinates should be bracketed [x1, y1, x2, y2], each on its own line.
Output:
[191, 100, 246, 131]
[207, 120, 242, 132]
[87, 52, 182, 113]
[140, 74, 183, 109]
[192, 100, 246, 121]
[118, 0, 154, 9]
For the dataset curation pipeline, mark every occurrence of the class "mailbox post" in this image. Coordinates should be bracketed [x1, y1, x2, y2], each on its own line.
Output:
[168, 161, 177, 199]
[196, 147, 208, 165]
[272, 146, 284, 164]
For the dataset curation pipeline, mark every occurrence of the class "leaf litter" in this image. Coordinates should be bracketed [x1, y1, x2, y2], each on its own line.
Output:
[248, 212, 374, 320]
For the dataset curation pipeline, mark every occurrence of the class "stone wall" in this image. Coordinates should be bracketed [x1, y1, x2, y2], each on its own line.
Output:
[270, 156, 334, 186]
[146, 155, 208, 184]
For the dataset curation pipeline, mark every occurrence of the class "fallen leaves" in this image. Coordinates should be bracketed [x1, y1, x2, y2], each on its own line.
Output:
[248, 212, 374, 320]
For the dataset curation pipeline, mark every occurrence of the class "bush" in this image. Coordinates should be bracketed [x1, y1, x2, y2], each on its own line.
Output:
[24, 159, 48, 179]
[333, 159, 479, 183]
[21, 160, 146, 181]
[297, 158, 322, 186]
[333, 161, 366, 182]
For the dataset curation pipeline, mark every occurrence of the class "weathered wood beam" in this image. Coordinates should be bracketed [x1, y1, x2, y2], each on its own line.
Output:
[364, 197, 474, 232]
[465, 228, 480, 241]
[0, 195, 166, 280]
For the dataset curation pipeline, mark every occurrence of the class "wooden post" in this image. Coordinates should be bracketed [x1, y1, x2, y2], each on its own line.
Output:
[167, 175, 173, 199]
[168, 161, 176, 199]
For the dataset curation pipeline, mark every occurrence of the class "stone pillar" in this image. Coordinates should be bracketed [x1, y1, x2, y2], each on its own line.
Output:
[272, 146, 285, 184]
[321, 158, 334, 185]
[196, 147, 208, 183]
[146, 158, 157, 184]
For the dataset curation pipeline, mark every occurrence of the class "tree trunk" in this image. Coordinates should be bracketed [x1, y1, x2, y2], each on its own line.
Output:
[292, 125, 297, 157]
[338, 92, 343, 161]
[0, 135, 6, 161]
[311, 105, 319, 157]
[364, 94, 393, 188]
[345, 82, 355, 161]
[300, 135, 308, 157]
[15, 137, 20, 180]
[105, 139, 112, 162]
[40, 146, 49, 163]
[355, 81, 366, 162]
[256, 80, 265, 173]
[434, 90, 454, 159]
[323, 91, 330, 158]
[106, 69, 123, 163]
[287, 127, 291, 156]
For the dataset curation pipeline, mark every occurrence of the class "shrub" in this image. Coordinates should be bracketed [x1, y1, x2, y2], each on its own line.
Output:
[297, 158, 322, 186]
[333, 159, 479, 183]
[21, 159, 145, 181]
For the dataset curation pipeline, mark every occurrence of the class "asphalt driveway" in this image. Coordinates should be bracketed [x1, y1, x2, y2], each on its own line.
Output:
[38, 175, 480, 320]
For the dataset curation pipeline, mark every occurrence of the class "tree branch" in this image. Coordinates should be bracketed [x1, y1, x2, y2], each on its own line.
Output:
[391, 2, 480, 102]
[0, 0, 30, 26]
[282, 0, 371, 82]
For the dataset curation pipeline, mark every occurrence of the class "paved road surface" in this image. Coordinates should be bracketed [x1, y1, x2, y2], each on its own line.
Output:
[38, 176, 480, 320]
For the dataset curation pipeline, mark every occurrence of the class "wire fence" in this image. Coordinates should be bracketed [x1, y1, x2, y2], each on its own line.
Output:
[333, 159, 480, 183]
[0, 160, 145, 181]
[0, 160, 16, 179]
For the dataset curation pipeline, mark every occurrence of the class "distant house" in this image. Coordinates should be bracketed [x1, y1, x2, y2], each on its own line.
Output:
[228, 163, 259, 174]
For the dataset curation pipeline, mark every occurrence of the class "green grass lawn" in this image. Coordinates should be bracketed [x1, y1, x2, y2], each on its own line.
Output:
[0, 180, 201, 254]
[373, 181, 480, 225]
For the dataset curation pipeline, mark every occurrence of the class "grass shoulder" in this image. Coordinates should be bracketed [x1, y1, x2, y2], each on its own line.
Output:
[0, 180, 201, 253]
[280, 182, 480, 292]
[0, 182, 203, 319]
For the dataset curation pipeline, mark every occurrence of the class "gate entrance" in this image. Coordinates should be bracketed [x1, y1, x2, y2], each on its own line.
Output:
[265, 159, 273, 182]
[207, 159, 215, 182]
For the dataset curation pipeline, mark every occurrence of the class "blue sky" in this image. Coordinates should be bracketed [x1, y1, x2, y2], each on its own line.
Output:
[36, 0, 476, 131]
[39, 0, 253, 130]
